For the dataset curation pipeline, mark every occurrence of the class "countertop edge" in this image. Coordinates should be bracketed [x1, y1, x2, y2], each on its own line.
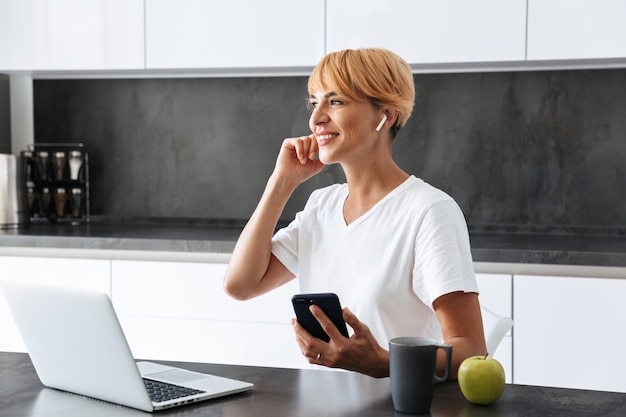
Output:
[2, 246, 626, 279]
[473, 261, 626, 279]
[0, 246, 232, 263]
[3, 223, 626, 274]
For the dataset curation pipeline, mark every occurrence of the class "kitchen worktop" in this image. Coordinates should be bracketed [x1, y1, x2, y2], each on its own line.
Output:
[0, 220, 243, 253]
[1, 352, 625, 417]
[1, 220, 626, 268]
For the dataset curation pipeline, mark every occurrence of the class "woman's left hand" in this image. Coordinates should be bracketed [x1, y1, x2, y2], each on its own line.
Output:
[292, 306, 390, 378]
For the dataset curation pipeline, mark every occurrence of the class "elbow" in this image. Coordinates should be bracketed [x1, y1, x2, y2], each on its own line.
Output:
[222, 272, 255, 301]
[223, 279, 246, 301]
[223, 284, 251, 301]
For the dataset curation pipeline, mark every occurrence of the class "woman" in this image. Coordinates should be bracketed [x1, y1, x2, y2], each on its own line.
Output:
[223, 48, 486, 379]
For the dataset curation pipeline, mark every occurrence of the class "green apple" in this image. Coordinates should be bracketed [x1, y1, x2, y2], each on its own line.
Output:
[457, 355, 505, 405]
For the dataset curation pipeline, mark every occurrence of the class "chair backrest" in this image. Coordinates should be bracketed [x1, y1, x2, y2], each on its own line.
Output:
[480, 306, 514, 356]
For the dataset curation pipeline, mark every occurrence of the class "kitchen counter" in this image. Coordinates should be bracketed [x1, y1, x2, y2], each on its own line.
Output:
[0, 221, 242, 253]
[2, 220, 626, 269]
[469, 230, 626, 267]
[1, 352, 625, 417]
[2, 220, 626, 268]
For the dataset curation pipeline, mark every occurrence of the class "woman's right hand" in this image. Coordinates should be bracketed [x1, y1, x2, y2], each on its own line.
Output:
[223, 134, 322, 300]
[273, 134, 324, 186]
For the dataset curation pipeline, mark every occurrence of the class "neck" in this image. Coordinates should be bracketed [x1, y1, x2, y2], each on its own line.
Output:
[342, 151, 408, 197]
[340, 158, 409, 225]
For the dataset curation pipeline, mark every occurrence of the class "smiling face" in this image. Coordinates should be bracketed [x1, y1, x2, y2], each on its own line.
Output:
[307, 49, 416, 141]
[307, 89, 384, 165]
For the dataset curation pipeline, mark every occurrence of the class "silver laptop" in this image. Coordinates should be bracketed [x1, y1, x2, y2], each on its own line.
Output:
[1, 280, 253, 412]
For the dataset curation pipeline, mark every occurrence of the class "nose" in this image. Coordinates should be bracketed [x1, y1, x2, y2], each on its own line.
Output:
[309, 103, 330, 128]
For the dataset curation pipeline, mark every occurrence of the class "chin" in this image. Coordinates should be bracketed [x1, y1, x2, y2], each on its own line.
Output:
[317, 152, 334, 165]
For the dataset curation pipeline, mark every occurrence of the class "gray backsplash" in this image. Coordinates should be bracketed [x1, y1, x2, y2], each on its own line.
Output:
[33, 70, 626, 234]
[0, 75, 10, 154]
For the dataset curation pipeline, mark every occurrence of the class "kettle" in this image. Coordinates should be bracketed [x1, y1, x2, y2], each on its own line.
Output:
[0, 153, 29, 228]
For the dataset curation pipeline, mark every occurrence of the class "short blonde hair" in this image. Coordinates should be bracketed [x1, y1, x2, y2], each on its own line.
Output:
[308, 48, 415, 136]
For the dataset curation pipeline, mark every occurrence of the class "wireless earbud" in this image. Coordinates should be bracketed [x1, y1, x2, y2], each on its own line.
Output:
[375, 114, 387, 132]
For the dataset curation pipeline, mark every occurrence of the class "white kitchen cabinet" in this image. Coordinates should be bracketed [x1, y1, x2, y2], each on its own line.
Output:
[0, 1, 35, 71]
[145, 0, 325, 69]
[0, 0, 144, 71]
[527, 0, 626, 61]
[111, 260, 307, 369]
[326, 0, 526, 64]
[514, 274, 626, 393]
[475, 273, 513, 383]
[0, 256, 111, 352]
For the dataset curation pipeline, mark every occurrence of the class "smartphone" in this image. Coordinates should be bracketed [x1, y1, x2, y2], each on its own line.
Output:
[292, 293, 349, 342]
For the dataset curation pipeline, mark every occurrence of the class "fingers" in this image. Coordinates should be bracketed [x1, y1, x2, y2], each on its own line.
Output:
[309, 305, 349, 341]
[286, 134, 318, 164]
[342, 307, 358, 326]
[342, 307, 370, 336]
[291, 318, 325, 364]
[294, 308, 388, 377]
[306, 134, 319, 160]
[274, 135, 324, 189]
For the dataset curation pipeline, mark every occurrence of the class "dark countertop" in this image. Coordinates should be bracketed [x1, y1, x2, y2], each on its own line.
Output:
[1, 352, 625, 417]
[2, 220, 626, 268]
[0, 221, 242, 254]
[469, 231, 626, 267]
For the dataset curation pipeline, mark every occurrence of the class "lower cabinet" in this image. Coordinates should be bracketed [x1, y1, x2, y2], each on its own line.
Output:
[0, 255, 307, 369]
[475, 273, 513, 383]
[0, 256, 111, 352]
[514, 274, 626, 393]
[3, 253, 625, 393]
[111, 260, 308, 369]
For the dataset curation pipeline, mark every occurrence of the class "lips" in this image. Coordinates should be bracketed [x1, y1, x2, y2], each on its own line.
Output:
[316, 132, 339, 146]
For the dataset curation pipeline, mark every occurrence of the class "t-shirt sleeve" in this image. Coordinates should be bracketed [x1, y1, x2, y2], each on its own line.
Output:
[412, 199, 478, 309]
[271, 211, 302, 276]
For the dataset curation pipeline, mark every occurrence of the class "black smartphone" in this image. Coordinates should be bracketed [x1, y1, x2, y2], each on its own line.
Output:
[292, 293, 349, 342]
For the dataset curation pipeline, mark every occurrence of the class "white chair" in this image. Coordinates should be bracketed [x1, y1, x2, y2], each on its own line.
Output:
[481, 306, 514, 356]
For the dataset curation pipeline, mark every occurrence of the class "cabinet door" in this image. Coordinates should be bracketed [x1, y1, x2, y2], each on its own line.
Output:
[476, 273, 513, 383]
[111, 260, 307, 368]
[527, 0, 626, 60]
[0, 0, 144, 71]
[0, 256, 111, 352]
[514, 275, 626, 392]
[327, 0, 526, 64]
[146, 0, 325, 69]
[0, 1, 36, 70]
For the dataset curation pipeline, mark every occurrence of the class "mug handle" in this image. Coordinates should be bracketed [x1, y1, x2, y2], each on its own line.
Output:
[433, 344, 453, 384]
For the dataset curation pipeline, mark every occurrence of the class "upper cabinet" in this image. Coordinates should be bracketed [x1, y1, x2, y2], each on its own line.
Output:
[145, 0, 325, 69]
[2, 0, 626, 74]
[326, 0, 527, 65]
[0, 0, 144, 71]
[527, 0, 626, 61]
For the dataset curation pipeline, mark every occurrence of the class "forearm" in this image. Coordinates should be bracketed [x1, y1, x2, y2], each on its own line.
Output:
[437, 336, 487, 380]
[223, 174, 297, 300]
[433, 292, 487, 380]
[360, 337, 482, 380]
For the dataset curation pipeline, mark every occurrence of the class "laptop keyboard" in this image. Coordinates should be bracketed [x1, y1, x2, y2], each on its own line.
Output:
[143, 378, 207, 403]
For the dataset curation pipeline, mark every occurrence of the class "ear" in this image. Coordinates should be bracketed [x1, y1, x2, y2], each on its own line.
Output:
[386, 109, 399, 126]
[375, 109, 398, 132]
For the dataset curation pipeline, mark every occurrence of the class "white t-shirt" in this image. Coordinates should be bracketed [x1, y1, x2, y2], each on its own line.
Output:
[271, 175, 477, 346]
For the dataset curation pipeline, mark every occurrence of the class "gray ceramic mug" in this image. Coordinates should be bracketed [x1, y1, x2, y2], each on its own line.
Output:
[389, 337, 452, 414]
